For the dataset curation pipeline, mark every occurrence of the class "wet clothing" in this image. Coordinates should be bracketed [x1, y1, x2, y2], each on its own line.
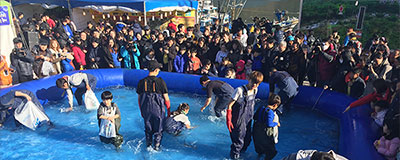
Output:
[205, 80, 234, 117]
[253, 106, 279, 160]
[230, 85, 257, 158]
[0, 90, 45, 126]
[269, 71, 299, 113]
[97, 102, 123, 148]
[137, 76, 168, 147]
[164, 113, 189, 135]
[65, 73, 97, 108]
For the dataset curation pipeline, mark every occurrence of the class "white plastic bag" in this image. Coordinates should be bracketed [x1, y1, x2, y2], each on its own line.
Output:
[99, 119, 116, 138]
[14, 101, 50, 130]
[84, 90, 100, 110]
[41, 61, 55, 76]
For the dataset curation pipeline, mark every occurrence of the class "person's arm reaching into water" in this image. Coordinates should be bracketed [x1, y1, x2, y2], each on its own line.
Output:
[201, 97, 212, 112]
[66, 88, 74, 112]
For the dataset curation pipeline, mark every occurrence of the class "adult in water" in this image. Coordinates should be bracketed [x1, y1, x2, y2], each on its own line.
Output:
[56, 72, 97, 112]
[269, 68, 299, 114]
[136, 60, 171, 151]
[0, 90, 53, 129]
[199, 75, 234, 117]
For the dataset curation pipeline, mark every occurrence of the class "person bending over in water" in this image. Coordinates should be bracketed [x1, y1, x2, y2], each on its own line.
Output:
[164, 103, 195, 136]
[56, 72, 97, 112]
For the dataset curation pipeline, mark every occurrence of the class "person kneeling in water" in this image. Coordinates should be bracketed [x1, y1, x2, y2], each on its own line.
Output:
[164, 103, 195, 136]
[97, 91, 123, 149]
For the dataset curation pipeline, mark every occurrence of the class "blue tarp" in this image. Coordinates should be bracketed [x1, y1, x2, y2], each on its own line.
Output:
[8, 0, 198, 12]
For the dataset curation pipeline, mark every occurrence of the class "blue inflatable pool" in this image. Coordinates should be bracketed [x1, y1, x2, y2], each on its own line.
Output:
[0, 69, 383, 160]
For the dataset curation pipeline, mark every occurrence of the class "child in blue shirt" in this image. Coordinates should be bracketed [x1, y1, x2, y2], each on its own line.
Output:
[252, 94, 281, 160]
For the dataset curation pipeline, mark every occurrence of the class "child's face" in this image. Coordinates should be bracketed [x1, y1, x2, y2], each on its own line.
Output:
[103, 99, 112, 107]
[184, 108, 189, 115]
[272, 104, 279, 110]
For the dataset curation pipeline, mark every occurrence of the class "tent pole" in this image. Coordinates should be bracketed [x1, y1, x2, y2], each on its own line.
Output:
[297, 0, 303, 31]
[144, 1, 147, 26]
[67, 0, 72, 17]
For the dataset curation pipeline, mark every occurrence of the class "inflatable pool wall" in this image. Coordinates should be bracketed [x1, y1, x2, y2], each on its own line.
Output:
[0, 69, 383, 160]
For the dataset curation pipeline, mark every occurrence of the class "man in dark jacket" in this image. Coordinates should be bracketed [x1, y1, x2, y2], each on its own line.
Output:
[10, 38, 34, 83]
[87, 38, 105, 69]
[346, 69, 366, 99]
[154, 33, 166, 63]
[272, 41, 290, 72]
[31, 39, 52, 78]
[269, 68, 299, 114]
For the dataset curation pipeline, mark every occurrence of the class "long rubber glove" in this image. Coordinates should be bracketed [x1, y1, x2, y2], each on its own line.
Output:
[226, 109, 234, 132]
[165, 100, 171, 117]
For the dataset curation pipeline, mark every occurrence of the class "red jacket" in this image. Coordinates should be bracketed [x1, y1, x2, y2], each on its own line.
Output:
[318, 44, 336, 81]
[168, 22, 177, 32]
[47, 19, 56, 29]
[349, 88, 392, 108]
[71, 45, 86, 66]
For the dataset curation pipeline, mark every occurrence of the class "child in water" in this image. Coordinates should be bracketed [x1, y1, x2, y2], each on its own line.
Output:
[97, 91, 123, 149]
[253, 94, 281, 160]
[164, 103, 195, 136]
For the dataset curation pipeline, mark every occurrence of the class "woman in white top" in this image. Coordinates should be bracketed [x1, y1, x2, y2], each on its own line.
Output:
[49, 40, 65, 74]
[215, 43, 229, 64]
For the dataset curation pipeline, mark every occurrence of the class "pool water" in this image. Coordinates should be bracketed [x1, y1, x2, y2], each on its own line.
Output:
[0, 87, 339, 160]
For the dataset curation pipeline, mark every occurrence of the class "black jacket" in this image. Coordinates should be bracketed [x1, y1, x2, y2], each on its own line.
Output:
[10, 48, 34, 78]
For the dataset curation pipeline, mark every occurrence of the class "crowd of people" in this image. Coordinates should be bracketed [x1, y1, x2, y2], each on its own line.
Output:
[0, 11, 399, 159]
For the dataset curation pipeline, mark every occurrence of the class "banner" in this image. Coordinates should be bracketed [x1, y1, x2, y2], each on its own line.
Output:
[0, 0, 16, 65]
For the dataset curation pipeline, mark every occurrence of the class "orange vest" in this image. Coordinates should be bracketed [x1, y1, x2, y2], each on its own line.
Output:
[0, 55, 12, 86]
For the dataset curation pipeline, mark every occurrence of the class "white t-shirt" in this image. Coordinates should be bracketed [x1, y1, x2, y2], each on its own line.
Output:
[173, 114, 190, 126]
[231, 85, 258, 102]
